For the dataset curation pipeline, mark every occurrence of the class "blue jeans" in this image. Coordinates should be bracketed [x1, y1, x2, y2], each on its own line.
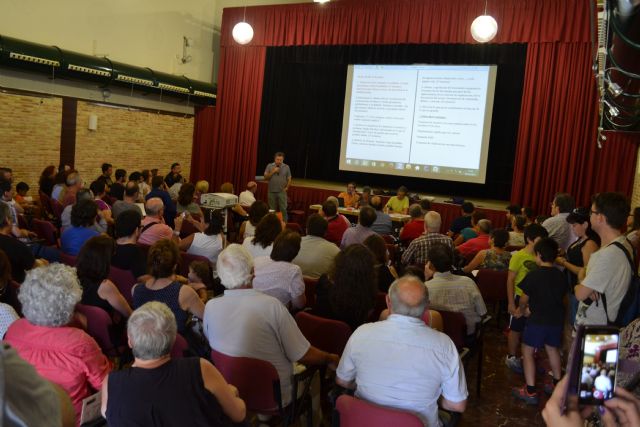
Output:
[268, 191, 288, 222]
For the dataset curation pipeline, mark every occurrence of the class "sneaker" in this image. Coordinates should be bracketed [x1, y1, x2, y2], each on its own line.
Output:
[505, 355, 524, 374]
[512, 386, 539, 405]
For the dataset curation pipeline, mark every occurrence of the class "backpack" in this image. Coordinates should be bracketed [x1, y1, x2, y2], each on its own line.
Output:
[601, 241, 640, 327]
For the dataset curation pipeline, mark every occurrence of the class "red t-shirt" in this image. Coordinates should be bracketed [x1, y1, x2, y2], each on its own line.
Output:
[400, 219, 425, 244]
[324, 214, 350, 246]
[457, 233, 491, 260]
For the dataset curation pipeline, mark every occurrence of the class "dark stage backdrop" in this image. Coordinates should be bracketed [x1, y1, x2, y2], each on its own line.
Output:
[257, 44, 527, 200]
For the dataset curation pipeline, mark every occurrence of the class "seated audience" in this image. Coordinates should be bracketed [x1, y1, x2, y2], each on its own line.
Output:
[181, 210, 226, 265]
[204, 244, 339, 405]
[112, 181, 143, 219]
[188, 260, 213, 302]
[110, 168, 127, 200]
[521, 206, 535, 225]
[194, 179, 209, 205]
[363, 234, 398, 293]
[14, 181, 35, 211]
[337, 182, 360, 208]
[61, 188, 107, 233]
[453, 211, 487, 246]
[220, 182, 248, 217]
[138, 197, 183, 246]
[292, 214, 340, 279]
[626, 206, 640, 250]
[0, 249, 21, 313]
[0, 204, 40, 284]
[359, 186, 372, 207]
[425, 244, 487, 336]
[370, 196, 393, 235]
[456, 219, 492, 261]
[385, 185, 410, 214]
[238, 200, 269, 241]
[314, 244, 377, 331]
[164, 162, 183, 188]
[448, 201, 475, 236]
[89, 180, 113, 226]
[139, 169, 152, 198]
[238, 181, 257, 207]
[542, 192, 576, 251]
[76, 235, 132, 318]
[0, 180, 32, 237]
[253, 230, 306, 309]
[340, 206, 377, 249]
[177, 182, 204, 216]
[399, 204, 425, 244]
[508, 215, 527, 247]
[336, 275, 468, 426]
[38, 164, 56, 197]
[146, 175, 177, 228]
[60, 199, 101, 256]
[401, 211, 454, 266]
[242, 213, 282, 259]
[505, 204, 521, 231]
[102, 301, 246, 426]
[463, 228, 512, 273]
[4, 264, 111, 419]
[61, 172, 83, 208]
[321, 199, 350, 246]
[112, 209, 148, 282]
[132, 239, 204, 334]
[51, 167, 68, 201]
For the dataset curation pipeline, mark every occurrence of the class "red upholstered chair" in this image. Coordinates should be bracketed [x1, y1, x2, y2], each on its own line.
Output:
[31, 218, 59, 247]
[50, 198, 64, 222]
[38, 191, 55, 220]
[59, 252, 77, 266]
[171, 333, 189, 359]
[295, 311, 351, 355]
[178, 252, 210, 277]
[75, 304, 119, 357]
[303, 277, 318, 309]
[475, 269, 508, 329]
[335, 395, 423, 427]
[381, 234, 396, 244]
[385, 244, 398, 267]
[108, 266, 137, 305]
[285, 222, 303, 235]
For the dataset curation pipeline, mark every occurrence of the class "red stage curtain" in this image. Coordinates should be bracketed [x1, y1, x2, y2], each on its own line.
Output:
[190, 106, 216, 183]
[588, 132, 640, 199]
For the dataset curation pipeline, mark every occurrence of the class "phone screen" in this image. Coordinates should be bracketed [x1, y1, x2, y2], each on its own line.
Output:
[578, 331, 619, 405]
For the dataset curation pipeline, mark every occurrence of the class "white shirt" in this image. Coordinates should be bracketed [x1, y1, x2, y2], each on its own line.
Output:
[239, 190, 256, 207]
[292, 235, 340, 279]
[542, 213, 577, 252]
[203, 289, 310, 403]
[337, 314, 468, 427]
[242, 237, 273, 259]
[594, 374, 612, 393]
[426, 272, 487, 335]
[253, 257, 305, 307]
[187, 233, 224, 265]
[243, 222, 256, 240]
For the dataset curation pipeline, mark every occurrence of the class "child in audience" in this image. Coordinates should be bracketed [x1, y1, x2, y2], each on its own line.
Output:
[512, 238, 566, 404]
[505, 223, 549, 373]
[187, 260, 211, 303]
[14, 182, 35, 212]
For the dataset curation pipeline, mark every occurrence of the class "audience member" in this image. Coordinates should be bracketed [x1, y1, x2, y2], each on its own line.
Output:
[112, 181, 143, 219]
[626, 206, 640, 250]
[90, 180, 113, 226]
[51, 167, 68, 201]
[128, 171, 143, 198]
[314, 244, 377, 331]
[292, 214, 340, 279]
[14, 181, 34, 211]
[457, 219, 492, 261]
[253, 230, 306, 309]
[238, 200, 269, 241]
[4, 264, 111, 419]
[112, 209, 148, 282]
[363, 234, 398, 293]
[401, 211, 454, 266]
[453, 211, 487, 246]
[220, 182, 248, 217]
[132, 239, 204, 334]
[385, 185, 410, 214]
[238, 181, 257, 207]
[425, 244, 487, 336]
[338, 182, 360, 208]
[521, 206, 535, 225]
[340, 206, 377, 249]
[399, 203, 425, 244]
[138, 197, 183, 246]
[194, 179, 209, 205]
[38, 164, 56, 197]
[0, 249, 21, 313]
[139, 169, 152, 198]
[359, 186, 372, 207]
[99, 163, 114, 188]
[60, 199, 100, 256]
[102, 301, 246, 425]
[542, 192, 576, 251]
[164, 162, 183, 188]
[463, 228, 512, 273]
[370, 196, 393, 235]
[336, 275, 467, 426]
[512, 238, 565, 405]
[109, 168, 127, 200]
[505, 223, 549, 373]
[0, 300, 18, 338]
[187, 260, 213, 302]
[181, 209, 226, 265]
[574, 192, 632, 327]
[508, 215, 527, 247]
[61, 188, 105, 233]
[556, 207, 600, 324]
[505, 204, 521, 231]
[76, 235, 133, 318]
[204, 244, 339, 406]
[0, 167, 12, 182]
[0, 203, 38, 283]
[448, 201, 475, 236]
[321, 199, 350, 246]
[147, 175, 177, 228]
[242, 213, 282, 259]
[177, 182, 205, 216]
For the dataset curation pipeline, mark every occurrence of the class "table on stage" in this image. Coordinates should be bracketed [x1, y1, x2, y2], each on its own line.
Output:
[308, 204, 411, 224]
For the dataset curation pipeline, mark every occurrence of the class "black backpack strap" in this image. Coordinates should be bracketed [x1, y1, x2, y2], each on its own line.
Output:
[602, 240, 637, 325]
[140, 221, 160, 234]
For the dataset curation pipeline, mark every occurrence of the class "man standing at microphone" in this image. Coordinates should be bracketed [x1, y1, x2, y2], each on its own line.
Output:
[264, 151, 292, 222]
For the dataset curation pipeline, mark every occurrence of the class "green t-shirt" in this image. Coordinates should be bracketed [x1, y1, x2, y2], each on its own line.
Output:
[385, 196, 409, 213]
[509, 249, 538, 296]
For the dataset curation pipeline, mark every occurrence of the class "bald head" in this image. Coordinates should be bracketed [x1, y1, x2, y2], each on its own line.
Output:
[424, 211, 442, 233]
[145, 197, 164, 217]
[371, 196, 382, 210]
[388, 275, 429, 318]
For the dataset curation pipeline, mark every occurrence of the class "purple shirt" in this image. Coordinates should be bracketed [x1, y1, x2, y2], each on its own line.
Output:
[340, 224, 376, 249]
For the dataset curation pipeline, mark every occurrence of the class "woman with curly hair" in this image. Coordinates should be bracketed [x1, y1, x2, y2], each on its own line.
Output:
[4, 263, 111, 419]
[313, 244, 378, 330]
[242, 213, 282, 259]
[38, 165, 56, 197]
[176, 182, 203, 217]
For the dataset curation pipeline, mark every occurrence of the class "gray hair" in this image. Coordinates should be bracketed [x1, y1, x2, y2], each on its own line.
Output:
[477, 219, 492, 234]
[66, 172, 81, 186]
[145, 197, 164, 217]
[388, 275, 429, 319]
[76, 188, 93, 202]
[216, 244, 254, 289]
[18, 264, 81, 327]
[325, 196, 339, 207]
[424, 211, 442, 233]
[127, 301, 176, 360]
[408, 204, 423, 218]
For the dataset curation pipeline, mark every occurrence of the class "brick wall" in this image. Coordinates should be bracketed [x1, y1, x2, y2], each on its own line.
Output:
[632, 146, 640, 209]
[75, 102, 194, 184]
[0, 92, 61, 189]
